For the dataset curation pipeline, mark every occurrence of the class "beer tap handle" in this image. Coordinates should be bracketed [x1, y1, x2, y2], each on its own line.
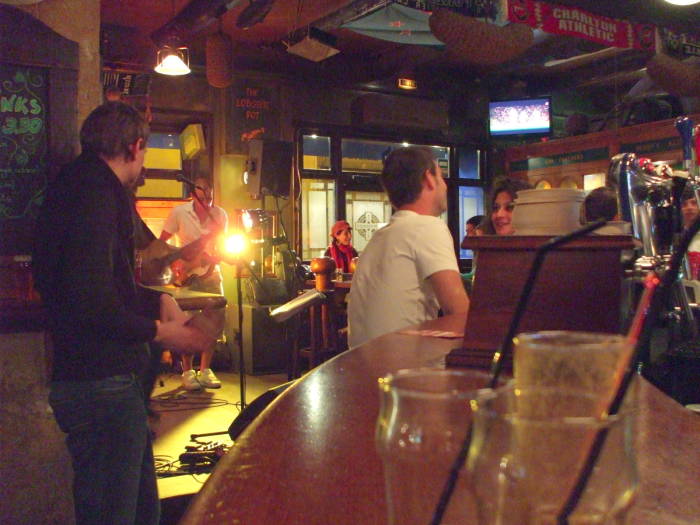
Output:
[675, 116, 694, 172]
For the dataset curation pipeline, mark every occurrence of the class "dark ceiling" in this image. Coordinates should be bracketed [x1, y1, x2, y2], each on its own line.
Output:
[100, 0, 700, 104]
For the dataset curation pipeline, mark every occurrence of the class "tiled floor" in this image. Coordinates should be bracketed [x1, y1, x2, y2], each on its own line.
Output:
[149, 369, 288, 519]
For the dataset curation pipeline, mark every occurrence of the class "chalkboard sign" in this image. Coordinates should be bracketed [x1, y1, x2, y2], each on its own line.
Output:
[0, 65, 48, 255]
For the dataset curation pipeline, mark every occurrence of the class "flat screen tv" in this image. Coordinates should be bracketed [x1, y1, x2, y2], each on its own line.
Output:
[489, 97, 551, 137]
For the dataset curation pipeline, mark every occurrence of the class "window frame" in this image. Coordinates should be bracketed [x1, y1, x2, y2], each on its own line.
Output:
[296, 123, 487, 264]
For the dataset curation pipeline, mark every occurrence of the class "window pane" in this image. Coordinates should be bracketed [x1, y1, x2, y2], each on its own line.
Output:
[301, 178, 335, 260]
[458, 186, 485, 259]
[144, 133, 181, 170]
[302, 134, 331, 171]
[345, 191, 393, 253]
[458, 148, 481, 180]
[341, 139, 450, 175]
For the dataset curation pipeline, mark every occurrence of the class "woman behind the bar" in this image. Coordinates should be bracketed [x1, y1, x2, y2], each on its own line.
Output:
[479, 177, 532, 235]
[325, 220, 358, 273]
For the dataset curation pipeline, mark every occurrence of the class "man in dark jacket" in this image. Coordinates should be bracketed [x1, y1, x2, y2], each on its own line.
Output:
[32, 102, 211, 525]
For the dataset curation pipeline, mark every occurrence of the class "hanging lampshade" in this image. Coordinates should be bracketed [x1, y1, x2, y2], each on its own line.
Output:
[155, 46, 191, 76]
[206, 31, 234, 88]
[429, 9, 533, 66]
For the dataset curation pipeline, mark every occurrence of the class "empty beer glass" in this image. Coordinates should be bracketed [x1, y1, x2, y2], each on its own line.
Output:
[468, 385, 638, 525]
[375, 368, 493, 525]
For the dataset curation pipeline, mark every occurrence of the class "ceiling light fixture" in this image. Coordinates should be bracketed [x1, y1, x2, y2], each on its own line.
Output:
[155, 46, 191, 76]
[397, 77, 418, 90]
[663, 0, 700, 4]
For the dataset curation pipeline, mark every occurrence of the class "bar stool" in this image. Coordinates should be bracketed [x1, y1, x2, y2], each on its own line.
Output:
[291, 257, 344, 379]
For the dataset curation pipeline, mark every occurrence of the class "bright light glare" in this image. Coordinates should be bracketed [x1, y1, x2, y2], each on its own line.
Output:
[154, 53, 190, 75]
[664, 0, 700, 4]
[402, 142, 410, 147]
[223, 233, 247, 256]
[241, 211, 254, 231]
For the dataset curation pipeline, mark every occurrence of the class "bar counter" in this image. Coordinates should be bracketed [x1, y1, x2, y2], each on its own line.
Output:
[180, 314, 700, 525]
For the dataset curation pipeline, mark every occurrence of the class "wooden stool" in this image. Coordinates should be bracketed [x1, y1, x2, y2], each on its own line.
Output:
[291, 257, 344, 378]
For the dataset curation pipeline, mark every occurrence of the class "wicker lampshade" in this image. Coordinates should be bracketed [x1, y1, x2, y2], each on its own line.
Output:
[429, 9, 533, 66]
[646, 54, 700, 97]
[206, 31, 234, 88]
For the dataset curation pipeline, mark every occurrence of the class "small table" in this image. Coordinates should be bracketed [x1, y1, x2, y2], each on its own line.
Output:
[142, 284, 227, 312]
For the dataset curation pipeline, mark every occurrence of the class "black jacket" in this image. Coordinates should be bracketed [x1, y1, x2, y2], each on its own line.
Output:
[32, 152, 157, 381]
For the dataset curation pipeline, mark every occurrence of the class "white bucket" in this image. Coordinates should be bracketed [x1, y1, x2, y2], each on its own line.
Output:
[512, 188, 586, 235]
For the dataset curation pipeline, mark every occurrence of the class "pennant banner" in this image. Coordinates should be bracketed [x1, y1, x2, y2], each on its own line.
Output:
[394, 0, 500, 21]
[660, 28, 700, 59]
[507, 0, 655, 51]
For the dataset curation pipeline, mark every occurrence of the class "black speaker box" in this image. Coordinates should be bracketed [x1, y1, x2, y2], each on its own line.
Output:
[246, 139, 293, 198]
[234, 304, 289, 375]
[228, 380, 294, 440]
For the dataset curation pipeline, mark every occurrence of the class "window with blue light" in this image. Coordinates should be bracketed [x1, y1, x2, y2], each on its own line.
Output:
[458, 186, 484, 259]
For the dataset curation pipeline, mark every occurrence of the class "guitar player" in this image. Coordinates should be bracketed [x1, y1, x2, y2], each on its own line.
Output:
[160, 176, 228, 390]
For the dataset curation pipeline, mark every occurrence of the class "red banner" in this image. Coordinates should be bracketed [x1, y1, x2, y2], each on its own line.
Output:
[507, 0, 655, 51]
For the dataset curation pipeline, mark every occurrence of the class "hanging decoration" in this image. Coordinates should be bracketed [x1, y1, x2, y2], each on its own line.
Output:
[646, 53, 700, 97]
[429, 8, 533, 65]
[341, 4, 445, 47]
[660, 27, 700, 59]
[506, 0, 656, 51]
[206, 31, 234, 88]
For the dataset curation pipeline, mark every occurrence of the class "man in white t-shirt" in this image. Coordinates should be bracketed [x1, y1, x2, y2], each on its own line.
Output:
[347, 146, 469, 348]
[161, 176, 228, 389]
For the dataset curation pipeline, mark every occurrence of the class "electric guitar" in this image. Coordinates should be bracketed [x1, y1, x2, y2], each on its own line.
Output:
[139, 229, 221, 286]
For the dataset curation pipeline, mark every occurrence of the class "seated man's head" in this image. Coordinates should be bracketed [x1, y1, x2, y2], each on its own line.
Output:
[681, 186, 700, 230]
[381, 146, 446, 216]
[466, 215, 484, 237]
[584, 187, 619, 222]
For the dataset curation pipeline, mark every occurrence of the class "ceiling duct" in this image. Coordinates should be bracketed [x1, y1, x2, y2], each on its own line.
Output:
[150, 0, 242, 46]
[286, 27, 340, 62]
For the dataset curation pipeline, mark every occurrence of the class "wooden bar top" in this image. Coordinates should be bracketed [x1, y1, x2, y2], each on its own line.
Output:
[180, 314, 700, 525]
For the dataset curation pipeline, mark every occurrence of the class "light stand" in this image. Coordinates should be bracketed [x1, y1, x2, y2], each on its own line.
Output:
[235, 260, 247, 410]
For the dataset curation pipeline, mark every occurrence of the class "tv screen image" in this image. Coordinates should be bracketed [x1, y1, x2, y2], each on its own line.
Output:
[489, 98, 551, 136]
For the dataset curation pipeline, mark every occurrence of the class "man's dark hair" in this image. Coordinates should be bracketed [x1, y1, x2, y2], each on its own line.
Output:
[381, 146, 436, 208]
[584, 187, 618, 222]
[681, 185, 697, 204]
[80, 102, 149, 160]
[467, 215, 484, 228]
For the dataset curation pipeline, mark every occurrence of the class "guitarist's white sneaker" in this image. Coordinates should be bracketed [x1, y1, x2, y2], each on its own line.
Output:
[199, 368, 222, 389]
[182, 369, 203, 391]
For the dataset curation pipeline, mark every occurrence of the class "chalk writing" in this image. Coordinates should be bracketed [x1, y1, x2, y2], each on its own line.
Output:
[0, 65, 48, 254]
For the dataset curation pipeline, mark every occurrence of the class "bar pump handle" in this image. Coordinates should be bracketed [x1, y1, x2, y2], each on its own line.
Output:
[675, 116, 694, 168]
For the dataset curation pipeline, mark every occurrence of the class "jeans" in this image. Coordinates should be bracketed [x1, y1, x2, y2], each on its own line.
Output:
[49, 374, 159, 525]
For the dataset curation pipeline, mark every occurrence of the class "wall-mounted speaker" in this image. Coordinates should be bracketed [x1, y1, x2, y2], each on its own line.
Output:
[246, 139, 294, 198]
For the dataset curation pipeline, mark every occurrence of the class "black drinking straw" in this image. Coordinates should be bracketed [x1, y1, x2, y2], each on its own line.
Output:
[556, 214, 700, 524]
[429, 219, 608, 525]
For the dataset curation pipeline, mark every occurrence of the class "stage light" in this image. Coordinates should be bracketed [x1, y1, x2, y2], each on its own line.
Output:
[223, 232, 248, 257]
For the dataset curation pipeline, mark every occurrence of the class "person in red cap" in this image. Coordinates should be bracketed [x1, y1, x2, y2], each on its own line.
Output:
[325, 220, 359, 273]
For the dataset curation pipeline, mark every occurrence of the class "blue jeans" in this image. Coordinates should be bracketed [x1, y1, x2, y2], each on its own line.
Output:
[49, 374, 159, 525]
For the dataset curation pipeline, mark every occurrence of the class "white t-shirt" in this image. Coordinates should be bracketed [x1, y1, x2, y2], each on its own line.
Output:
[347, 210, 459, 348]
[162, 201, 228, 278]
